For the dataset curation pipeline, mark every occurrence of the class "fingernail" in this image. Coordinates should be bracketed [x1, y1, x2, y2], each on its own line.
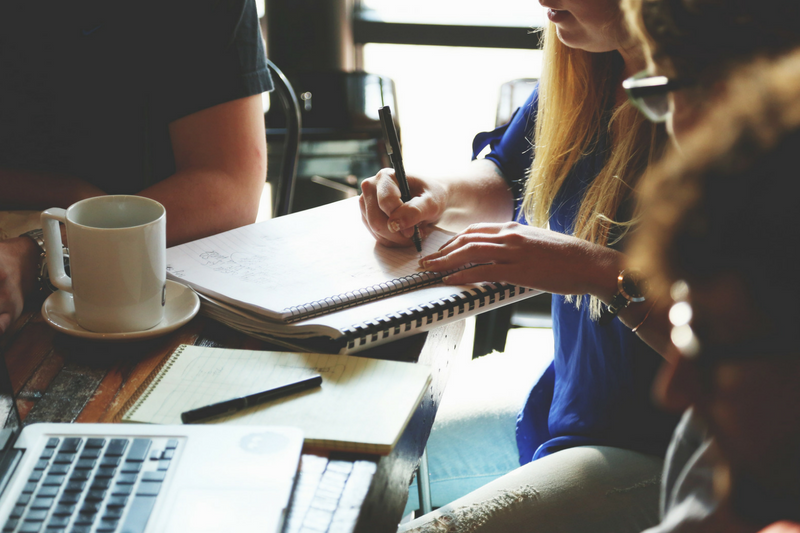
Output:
[420, 254, 441, 268]
[388, 221, 401, 233]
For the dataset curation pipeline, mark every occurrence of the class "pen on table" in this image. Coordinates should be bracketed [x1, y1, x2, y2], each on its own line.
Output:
[180, 374, 322, 424]
[378, 105, 423, 254]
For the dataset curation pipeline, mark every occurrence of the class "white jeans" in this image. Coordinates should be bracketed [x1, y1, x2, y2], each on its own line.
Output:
[399, 445, 663, 533]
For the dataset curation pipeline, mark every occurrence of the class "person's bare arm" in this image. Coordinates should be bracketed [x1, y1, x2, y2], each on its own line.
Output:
[139, 93, 266, 246]
[420, 222, 675, 360]
[434, 159, 517, 230]
[0, 171, 102, 335]
[0, 170, 106, 210]
[758, 522, 800, 533]
[0, 236, 38, 334]
[0, 93, 266, 334]
[617, 298, 675, 361]
[0, 94, 265, 246]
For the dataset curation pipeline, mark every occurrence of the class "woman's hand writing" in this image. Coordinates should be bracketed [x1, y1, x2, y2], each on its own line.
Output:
[359, 168, 448, 248]
[359, 160, 515, 248]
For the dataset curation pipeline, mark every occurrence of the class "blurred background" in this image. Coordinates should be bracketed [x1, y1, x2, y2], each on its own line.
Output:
[258, 3, 554, 519]
[258, 0, 546, 216]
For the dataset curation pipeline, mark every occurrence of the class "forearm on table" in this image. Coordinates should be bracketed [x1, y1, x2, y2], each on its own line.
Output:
[0, 168, 106, 210]
[437, 159, 515, 228]
[148, 94, 266, 247]
[0, 236, 38, 292]
[138, 167, 264, 247]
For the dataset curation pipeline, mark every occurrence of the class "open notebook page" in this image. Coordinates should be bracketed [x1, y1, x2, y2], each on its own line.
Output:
[166, 197, 455, 322]
[123, 345, 432, 454]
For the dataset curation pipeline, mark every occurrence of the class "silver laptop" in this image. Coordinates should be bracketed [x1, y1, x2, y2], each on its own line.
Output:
[0, 354, 303, 533]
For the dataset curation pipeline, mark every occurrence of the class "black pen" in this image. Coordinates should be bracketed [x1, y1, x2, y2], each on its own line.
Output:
[180, 374, 322, 424]
[378, 105, 423, 253]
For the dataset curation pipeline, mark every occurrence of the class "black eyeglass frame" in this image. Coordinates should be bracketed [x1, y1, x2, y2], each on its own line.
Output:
[622, 74, 689, 99]
[622, 71, 694, 123]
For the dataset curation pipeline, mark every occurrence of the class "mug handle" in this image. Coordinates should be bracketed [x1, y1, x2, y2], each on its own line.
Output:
[41, 208, 72, 293]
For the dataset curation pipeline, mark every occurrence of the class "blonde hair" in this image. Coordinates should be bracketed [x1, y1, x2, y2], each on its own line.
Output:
[522, 23, 665, 318]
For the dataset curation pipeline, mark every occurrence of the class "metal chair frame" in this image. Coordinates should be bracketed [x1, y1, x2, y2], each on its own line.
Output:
[265, 60, 302, 218]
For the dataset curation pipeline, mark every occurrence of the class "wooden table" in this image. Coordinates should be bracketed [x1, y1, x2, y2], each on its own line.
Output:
[1, 302, 465, 533]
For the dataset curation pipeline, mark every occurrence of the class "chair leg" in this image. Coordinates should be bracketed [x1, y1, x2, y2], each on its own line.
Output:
[472, 305, 514, 358]
[416, 447, 433, 515]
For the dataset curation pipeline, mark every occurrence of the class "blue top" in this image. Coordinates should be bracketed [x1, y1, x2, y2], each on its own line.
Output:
[474, 86, 678, 464]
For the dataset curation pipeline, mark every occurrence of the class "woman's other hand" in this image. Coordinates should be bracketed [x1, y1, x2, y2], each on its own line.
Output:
[419, 222, 621, 298]
[359, 168, 447, 248]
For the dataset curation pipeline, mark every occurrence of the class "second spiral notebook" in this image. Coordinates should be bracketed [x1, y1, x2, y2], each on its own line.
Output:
[166, 197, 540, 353]
[121, 345, 432, 454]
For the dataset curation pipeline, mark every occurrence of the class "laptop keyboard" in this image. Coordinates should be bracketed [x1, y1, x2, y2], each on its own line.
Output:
[3, 436, 178, 533]
[285, 456, 377, 533]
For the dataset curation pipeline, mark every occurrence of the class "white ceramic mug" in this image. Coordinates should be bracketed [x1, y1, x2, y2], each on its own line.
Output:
[42, 195, 167, 333]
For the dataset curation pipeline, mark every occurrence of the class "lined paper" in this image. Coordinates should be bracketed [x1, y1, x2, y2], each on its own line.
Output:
[166, 198, 455, 321]
[123, 345, 432, 454]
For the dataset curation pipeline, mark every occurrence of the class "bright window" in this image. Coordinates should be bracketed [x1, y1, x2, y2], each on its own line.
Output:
[362, 44, 542, 176]
[359, 0, 547, 27]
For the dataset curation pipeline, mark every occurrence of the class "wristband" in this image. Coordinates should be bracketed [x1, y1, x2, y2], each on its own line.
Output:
[22, 228, 68, 295]
[598, 269, 648, 326]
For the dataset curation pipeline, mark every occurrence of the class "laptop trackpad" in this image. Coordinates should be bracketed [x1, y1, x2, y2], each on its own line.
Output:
[166, 489, 281, 532]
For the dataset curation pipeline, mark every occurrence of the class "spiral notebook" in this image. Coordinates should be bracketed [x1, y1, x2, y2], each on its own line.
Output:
[121, 345, 432, 455]
[166, 198, 540, 353]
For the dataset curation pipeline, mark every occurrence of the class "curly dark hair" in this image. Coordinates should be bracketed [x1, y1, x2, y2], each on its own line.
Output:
[625, 0, 800, 82]
[631, 50, 800, 331]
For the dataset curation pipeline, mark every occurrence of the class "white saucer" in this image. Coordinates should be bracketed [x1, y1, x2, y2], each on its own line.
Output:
[41, 280, 200, 342]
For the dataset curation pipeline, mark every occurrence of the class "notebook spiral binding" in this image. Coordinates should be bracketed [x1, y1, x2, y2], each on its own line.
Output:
[342, 282, 528, 350]
[284, 269, 455, 323]
[116, 344, 187, 422]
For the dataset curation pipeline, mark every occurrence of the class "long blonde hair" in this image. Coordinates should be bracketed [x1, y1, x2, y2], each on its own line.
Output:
[521, 23, 665, 318]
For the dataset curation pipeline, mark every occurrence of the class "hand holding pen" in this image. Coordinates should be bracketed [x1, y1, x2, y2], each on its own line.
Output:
[377, 106, 423, 253]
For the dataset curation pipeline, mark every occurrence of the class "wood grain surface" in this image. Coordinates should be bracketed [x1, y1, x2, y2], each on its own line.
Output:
[1, 299, 465, 533]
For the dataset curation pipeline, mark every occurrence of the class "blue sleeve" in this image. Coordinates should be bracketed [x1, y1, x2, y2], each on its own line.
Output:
[472, 85, 539, 207]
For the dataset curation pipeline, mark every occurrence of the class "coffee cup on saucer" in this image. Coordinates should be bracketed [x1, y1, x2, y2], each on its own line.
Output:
[41, 195, 167, 333]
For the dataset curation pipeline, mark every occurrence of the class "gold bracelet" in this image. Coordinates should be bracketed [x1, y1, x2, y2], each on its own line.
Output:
[631, 299, 658, 333]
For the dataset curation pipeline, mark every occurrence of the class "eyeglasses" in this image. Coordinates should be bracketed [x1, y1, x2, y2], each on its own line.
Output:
[622, 70, 690, 123]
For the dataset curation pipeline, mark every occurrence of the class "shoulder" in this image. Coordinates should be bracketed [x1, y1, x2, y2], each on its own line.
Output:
[151, 0, 256, 43]
[759, 523, 800, 533]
